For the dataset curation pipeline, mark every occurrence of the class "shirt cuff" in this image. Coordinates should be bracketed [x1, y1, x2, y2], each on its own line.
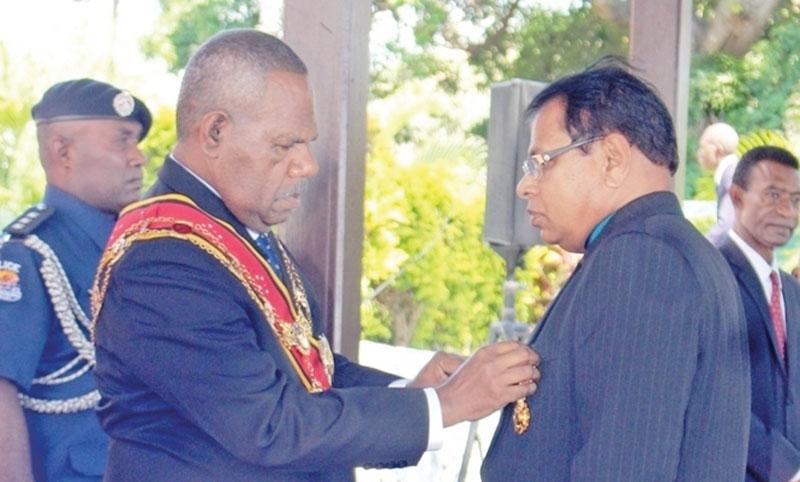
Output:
[388, 378, 408, 388]
[422, 387, 444, 451]
[387, 379, 444, 451]
[790, 468, 800, 482]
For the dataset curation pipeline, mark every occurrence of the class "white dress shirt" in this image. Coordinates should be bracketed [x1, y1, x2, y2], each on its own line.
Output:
[728, 229, 785, 329]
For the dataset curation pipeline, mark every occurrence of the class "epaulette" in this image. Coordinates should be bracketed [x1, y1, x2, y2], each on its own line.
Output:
[3, 204, 55, 236]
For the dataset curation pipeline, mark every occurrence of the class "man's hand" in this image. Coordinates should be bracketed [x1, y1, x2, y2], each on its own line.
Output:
[408, 352, 466, 389]
[435, 341, 540, 427]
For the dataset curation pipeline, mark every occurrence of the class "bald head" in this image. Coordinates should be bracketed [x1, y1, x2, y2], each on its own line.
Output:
[697, 122, 739, 171]
[176, 29, 308, 139]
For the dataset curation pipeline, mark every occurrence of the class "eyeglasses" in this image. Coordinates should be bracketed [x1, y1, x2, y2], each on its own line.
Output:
[521, 136, 603, 179]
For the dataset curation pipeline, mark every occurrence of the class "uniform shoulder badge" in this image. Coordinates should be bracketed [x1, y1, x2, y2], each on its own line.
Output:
[3, 204, 54, 236]
[0, 260, 22, 302]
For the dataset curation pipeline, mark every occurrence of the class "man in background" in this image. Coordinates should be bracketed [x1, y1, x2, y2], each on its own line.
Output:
[697, 122, 740, 245]
[718, 145, 800, 482]
[481, 63, 751, 481]
[0, 79, 151, 481]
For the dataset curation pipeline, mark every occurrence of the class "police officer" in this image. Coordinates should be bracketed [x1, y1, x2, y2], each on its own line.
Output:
[0, 79, 151, 481]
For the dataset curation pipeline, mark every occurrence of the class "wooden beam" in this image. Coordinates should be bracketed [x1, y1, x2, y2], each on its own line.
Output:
[629, 0, 692, 198]
[283, 1, 370, 359]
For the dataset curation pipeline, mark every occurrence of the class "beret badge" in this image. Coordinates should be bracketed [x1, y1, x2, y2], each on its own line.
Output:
[113, 91, 135, 117]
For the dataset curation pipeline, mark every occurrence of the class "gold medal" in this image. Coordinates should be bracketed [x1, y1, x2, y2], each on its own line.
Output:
[291, 323, 311, 352]
[512, 398, 531, 434]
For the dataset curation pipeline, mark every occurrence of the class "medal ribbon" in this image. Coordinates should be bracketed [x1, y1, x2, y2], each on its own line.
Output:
[92, 194, 332, 392]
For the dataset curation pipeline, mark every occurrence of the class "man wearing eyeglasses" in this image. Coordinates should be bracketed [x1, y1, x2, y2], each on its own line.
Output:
[481, 62, 751, 481]
[718, 146, 800, 482]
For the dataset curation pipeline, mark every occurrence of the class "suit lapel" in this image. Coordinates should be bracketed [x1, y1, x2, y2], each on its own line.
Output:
[781, 272, 800, 381]
[528, 192, 680, 345]
[528, 260, 583, 345]
[721, 240, 787, 375]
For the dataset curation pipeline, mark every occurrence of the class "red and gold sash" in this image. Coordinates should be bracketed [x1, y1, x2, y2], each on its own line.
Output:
[91, 194, 333, 393]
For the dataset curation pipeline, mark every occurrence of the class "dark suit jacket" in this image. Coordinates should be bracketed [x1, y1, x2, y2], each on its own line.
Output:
[720, 238, 800, 482]
[93, 157, 429, 481]
[482, 191, 751, 481]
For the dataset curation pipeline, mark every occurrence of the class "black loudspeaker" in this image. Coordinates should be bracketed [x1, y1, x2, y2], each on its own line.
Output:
[483, 79, 547, 275]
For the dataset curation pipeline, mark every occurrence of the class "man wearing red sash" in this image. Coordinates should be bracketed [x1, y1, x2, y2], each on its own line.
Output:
[91, 29, 540, 481]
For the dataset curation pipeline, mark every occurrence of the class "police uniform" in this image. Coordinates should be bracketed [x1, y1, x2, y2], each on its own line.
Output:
[0, 79, 151, 481]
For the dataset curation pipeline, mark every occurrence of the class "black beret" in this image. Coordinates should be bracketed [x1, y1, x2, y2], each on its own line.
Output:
[31, 78, 152, 140]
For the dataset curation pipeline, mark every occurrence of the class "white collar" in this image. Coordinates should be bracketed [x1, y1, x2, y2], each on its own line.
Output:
[728, 229, 780, 298]
[170, 154, 264, 242]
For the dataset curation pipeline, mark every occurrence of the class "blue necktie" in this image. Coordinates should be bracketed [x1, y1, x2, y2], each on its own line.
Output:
[254, 232, 285, 279]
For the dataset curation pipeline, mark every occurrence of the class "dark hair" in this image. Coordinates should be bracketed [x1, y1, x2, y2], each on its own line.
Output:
[176, 29, 308, 139]
[526, 58, 678, 174]
[733, 145, 799, 189]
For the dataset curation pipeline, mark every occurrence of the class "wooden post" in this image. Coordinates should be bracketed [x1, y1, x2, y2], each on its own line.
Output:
[283, 1, 370, 359]
[629, 0, 692, 198]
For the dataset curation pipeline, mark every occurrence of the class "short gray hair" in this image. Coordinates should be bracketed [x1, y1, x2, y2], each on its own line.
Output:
[176, 29, 307, 139]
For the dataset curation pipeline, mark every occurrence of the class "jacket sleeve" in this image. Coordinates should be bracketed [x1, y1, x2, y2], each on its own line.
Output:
[94, 239, 429, 471]
[0, 240, 49, 391]
[332, 354, 401, 388]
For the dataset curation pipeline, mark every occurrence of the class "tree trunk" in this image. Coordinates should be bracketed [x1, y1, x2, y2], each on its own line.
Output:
[592, 0, 629, 29]
[377, 287, 423, 347]
[698, 0, 783, 55]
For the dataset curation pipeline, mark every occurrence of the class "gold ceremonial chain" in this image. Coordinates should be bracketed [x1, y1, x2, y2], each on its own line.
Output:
[90, 216, 327, 393]
[513, 398, 531, 434]
[272, 237, 313, 344]
[274, 237, 335, 382]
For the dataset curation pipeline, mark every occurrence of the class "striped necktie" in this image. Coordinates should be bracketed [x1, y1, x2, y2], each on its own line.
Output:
[769, 271, 786, 360]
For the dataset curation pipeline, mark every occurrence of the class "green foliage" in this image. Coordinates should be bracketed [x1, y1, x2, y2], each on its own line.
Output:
[690, 55, 749, 119]
[684, 134, 710, 200]
[0, 45, 45, 225]
[362, 105, 506, 351]
[692, 176, 717, 202]
[728, 19, 800, 132]
[690, 8, 800, 129]
[139, 106, 177, 190]
[371, 1, 628, 97]
[514, 246, 577, 323]
[784, 84, 800, 148]
[361, 81, 571, 351]
[687, 6, 800, 195]
[142, 0, 260, 73]
[508, 5, 628, 83]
